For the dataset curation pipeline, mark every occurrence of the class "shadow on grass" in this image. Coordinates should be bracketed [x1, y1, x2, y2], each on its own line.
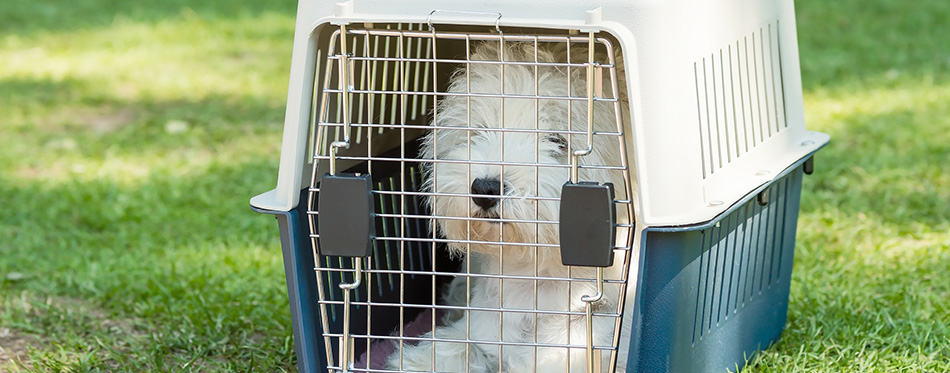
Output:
[0, 156, 279, 255]
[0, 155, 296, 371]
[0, 75, 286, 163]
[0, 77, 84, 107]
[0, 0, 297, 36]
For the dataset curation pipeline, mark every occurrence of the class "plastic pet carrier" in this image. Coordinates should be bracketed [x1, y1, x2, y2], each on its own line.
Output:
[251, 0, 829, 372]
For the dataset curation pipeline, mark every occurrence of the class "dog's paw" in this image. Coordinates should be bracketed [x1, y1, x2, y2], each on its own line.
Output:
[382, 334, 497, 372]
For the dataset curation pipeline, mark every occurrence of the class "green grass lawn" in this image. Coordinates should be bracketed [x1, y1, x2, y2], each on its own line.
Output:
[1, 0, 947, 371]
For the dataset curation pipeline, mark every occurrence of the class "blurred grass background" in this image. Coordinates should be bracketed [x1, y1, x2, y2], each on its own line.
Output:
[0, 0, 947, 371]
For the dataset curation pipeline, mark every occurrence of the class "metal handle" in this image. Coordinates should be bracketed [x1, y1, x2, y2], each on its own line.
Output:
[571, 32, 601, 183]
[337, 259, 363, 373]
[330, 23, 353, 176]
[426, 9, 503, 33]
[581, 267, 605, 373]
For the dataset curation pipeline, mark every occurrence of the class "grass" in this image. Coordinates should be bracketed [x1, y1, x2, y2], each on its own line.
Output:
[0, 0, 297, 370]
[0, 0, 948, 371]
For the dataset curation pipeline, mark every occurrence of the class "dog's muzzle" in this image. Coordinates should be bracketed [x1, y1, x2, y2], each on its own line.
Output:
[470, 177, 504, 210]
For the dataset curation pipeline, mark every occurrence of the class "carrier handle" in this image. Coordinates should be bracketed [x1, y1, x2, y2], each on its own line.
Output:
[426, 9, 503, 33]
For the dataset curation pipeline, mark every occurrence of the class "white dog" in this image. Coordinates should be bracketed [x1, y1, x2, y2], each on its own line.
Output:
[384, 40, 630, 373]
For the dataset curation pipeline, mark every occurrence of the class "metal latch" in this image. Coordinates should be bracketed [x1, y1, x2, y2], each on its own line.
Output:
[317, 172, 373, 373]
[559, 180, 616, 373]
[317, 173, 375, 257]
[559, 181, 616, 268]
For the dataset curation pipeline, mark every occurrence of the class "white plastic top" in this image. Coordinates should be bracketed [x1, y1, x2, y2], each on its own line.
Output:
[251, 0, 829, 228]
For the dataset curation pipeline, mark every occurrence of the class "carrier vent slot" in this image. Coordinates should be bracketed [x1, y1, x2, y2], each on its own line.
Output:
[695, 20, 787, 179]
[692, 175, 791, 342]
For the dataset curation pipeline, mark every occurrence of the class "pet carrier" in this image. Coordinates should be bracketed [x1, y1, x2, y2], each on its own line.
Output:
[251, 0, 828, 372]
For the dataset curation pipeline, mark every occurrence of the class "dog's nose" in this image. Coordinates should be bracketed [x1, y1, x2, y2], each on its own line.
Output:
[471, 178, 503, 209]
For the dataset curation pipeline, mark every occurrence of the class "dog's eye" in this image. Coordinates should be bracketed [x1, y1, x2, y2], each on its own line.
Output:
[545, 134, 568, 151]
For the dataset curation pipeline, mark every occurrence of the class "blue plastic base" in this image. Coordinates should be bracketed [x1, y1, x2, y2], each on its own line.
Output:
[252, 192, 328, 373]
[628, 169, 803, 373]
[256, 166, 806, 373]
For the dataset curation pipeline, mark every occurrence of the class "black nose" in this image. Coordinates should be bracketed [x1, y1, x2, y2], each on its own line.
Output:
[471, 178, 503, 210]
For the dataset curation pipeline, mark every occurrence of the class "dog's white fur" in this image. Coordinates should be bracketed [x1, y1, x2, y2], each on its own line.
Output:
[384, 41, 630, 373]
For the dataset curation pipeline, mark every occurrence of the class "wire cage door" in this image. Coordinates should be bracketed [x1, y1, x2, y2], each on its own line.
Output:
[306, 23, 637, 373]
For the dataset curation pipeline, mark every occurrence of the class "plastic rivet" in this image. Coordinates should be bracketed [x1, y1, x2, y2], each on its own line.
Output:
[757, 188, 770, 206]
[708, 200, 724, 207]
[804, 156, 815, 175]
[755, 170, 770, 176]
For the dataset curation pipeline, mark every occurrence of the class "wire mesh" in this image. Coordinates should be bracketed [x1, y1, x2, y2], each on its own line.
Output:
[307, 24, 634, 373]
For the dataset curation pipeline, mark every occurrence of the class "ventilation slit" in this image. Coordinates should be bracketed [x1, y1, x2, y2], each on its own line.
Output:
[694, 21, 787, 178]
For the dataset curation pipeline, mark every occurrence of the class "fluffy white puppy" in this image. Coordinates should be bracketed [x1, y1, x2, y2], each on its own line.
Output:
[385, 40, 630, 373]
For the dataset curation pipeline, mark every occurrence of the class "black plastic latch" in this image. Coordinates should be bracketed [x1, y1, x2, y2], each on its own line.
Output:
[803, 156, 815, 175]
[317, 173, 375, 257]
[559, 181, 616, 267]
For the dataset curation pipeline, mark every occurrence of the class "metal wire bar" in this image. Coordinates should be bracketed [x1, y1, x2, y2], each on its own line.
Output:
[324, 333, 620, 350]
[314, 121, 623, 135]
[313, 268, 630, 284]
[310, 188, 635, 205]
[323, 87, 620, 102]
[347, 27, 610, 45]
[343, 55, 610, 68]
[314, 155, 628, 170]
[315, 301, 624, 319]
[374, 213, 560, 225]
